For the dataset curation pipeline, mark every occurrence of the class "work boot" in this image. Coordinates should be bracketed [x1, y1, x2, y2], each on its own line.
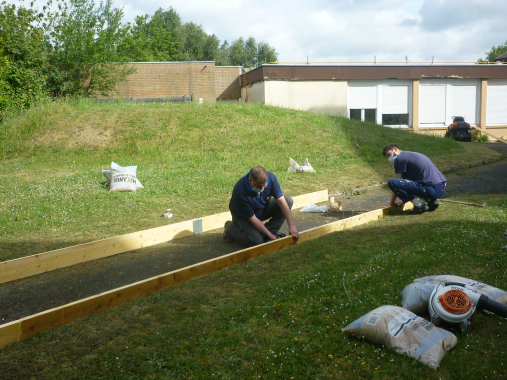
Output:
[409, 199, 429, 215]
[427, 199, 439, 212]
[223, 221, 234, 243]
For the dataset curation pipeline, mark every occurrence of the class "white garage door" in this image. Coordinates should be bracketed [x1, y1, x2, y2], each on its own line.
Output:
[420, 83, 446, 124]
[487, 80, 507, 126]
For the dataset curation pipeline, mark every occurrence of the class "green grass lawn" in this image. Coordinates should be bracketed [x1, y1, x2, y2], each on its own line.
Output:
[0, 100, 506, 379]
[1, 195, 506, 379]
[0, 99, 501, 261]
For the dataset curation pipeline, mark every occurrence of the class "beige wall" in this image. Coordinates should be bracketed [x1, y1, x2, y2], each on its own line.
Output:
[261, 81, 348, 116]
[102, 62, 241, 103]
[110, 62, 215, 103]
[484, 127, 507, 140]
[215, 67, 242, 100]
[244, 81, 266, 104]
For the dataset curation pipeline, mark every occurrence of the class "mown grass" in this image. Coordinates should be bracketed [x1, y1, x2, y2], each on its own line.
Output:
[1, 196, 506, 380]
[0, 99, 502, 261]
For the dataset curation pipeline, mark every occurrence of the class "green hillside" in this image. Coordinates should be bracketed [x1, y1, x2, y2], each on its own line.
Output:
[0, 100, 501, 260]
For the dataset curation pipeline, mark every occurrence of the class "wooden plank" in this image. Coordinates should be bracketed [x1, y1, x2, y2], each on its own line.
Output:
[20, 308, 64, 340]
[0, 191, 329, 284]
[292, 190, 328, 209]
[0, 220, 193, 284]
[471, 125, 507, 144]
[0, 320, 21, 348]
[0, 204, 395, 349]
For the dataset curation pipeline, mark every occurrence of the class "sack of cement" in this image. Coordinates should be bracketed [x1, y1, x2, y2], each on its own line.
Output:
[287, 158, 316, 173]
[402, 275, 507, 314]
[102, 169, 144, 190]
[108, 162, 139, 193]
[342, 305, 457, 369]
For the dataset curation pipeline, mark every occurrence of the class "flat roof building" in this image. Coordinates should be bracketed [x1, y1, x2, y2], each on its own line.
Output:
[241, 64, 507, 138]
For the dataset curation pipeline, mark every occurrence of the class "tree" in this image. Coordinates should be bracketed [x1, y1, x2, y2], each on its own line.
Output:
[244, 37, 257, 67]
[45, 0, 135, 97]
[180, 22, 220, 61]
[216, 40, 230, 66]
[478, 40, 507, 63]
[229, 37, 245, 67]
[118, 13, 178, 62]
[229, 37, 278, 68]
[257, 41, 278, 64]
[0, 2, 48, 116]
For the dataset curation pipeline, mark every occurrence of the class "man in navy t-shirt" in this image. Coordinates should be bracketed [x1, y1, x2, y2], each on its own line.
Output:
[224, 166, 299, 247]
[382, 143, 447, 214]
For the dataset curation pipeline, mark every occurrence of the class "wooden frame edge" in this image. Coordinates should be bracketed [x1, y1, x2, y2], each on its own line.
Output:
[0, 203, 395, 349]
[0, 190, 328, 284]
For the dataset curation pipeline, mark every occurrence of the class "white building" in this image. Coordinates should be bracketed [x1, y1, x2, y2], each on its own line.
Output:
[241, 64, 507, 138]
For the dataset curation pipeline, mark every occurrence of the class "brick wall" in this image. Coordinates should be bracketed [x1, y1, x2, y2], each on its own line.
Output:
[215, 67, 242, 100]
[111, 62, 217, 103]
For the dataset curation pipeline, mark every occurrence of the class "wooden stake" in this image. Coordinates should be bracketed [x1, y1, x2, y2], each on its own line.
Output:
[0, 203, 393, 349]
[439, 199, 487, 207]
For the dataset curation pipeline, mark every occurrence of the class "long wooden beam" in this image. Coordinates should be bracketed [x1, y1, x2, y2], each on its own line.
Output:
[0, 190, 327, 284]
[471, 126, 507, 144]
[0, 204, 393, 349]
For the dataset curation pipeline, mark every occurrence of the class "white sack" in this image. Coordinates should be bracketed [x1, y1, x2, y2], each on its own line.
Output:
[102, 169, 144, 189]
[109, 162, 138, 193]
[287, 157, 316, 173]
[342, 305, 457, 369]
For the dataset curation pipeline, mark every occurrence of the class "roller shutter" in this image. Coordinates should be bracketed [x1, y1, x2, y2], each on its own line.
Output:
[420, 82, 446, 125]
[450, 81, 478, 125]
[487, 80, 507, 126]
[382, 84, 409, 114]
[348, 83, 377, 109]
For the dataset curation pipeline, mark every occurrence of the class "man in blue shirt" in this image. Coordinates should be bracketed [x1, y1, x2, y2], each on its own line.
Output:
[224, 166, 300, 247]
[382, 144, 447, 214]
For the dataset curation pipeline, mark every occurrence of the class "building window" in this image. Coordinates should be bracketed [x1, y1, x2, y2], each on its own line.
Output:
[350, 109, 377, 123]
[365, 109, 376, 123]
[350, 109, 361, 120]
[382, 114, 409, 125]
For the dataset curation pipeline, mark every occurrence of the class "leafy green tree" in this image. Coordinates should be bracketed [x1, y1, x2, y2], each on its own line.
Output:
[119, 13, 178, 62]
[216, 41, 231, 66]
[229, 37, 246, 67]
[0, 2, 48, 117]
[229, 37, 278, 67]
[45, 0, 135, 97]
[180, 22, 220, 61]
[244, 37, 257, 67]
[257, 41, 278, 64]
[478, 40, 507, 63]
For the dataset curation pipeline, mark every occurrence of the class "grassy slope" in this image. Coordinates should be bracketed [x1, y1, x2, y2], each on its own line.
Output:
[0, 100, 506, 379]
[0, 100, 501, 261]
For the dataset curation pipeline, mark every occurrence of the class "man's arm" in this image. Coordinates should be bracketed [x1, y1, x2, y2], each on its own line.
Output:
[389, 173, 403, 207]
[247, 215, 277, 240]
[275, 196, 299, 241]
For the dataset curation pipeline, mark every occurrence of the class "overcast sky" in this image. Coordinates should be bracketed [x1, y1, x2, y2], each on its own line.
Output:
[52, 0, 507, 63]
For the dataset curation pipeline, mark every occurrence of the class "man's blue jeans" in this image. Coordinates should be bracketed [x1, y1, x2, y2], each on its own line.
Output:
[387, 179, 446, 203]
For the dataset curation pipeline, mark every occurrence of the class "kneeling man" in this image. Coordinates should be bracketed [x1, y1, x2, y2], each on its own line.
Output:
[382, 144, 447, 214]
[224, 166, 299, 247]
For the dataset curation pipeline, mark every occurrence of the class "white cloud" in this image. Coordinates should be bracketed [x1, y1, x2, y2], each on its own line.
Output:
[29, 0, 507, 63]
